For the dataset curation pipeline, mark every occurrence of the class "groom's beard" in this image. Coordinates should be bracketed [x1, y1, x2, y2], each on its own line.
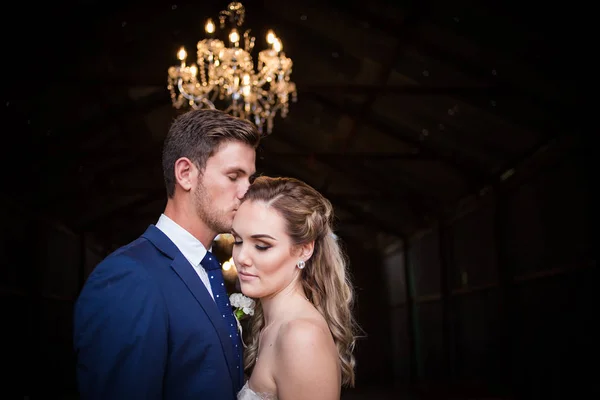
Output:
[193, 180, 231, 234]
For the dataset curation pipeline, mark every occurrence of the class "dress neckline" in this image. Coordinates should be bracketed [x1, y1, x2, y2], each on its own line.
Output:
[241, 381, 278, 400]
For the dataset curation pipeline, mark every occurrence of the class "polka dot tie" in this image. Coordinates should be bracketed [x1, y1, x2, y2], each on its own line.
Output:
[202, 251, 242, 369]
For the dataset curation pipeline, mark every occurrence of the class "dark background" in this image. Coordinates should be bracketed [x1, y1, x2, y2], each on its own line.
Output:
[1, 0, 593, 398]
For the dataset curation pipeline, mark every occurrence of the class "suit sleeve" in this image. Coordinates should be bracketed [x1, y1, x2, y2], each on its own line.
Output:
[73, 257, 168, 400]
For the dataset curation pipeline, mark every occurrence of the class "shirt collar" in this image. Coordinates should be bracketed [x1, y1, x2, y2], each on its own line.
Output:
[155, 213, 207, 268]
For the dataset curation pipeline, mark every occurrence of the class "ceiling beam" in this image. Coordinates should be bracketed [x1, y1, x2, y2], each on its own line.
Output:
[48, 78, 505, 96]
[312, 93, 488, 188]
[256, 158, 408, 238]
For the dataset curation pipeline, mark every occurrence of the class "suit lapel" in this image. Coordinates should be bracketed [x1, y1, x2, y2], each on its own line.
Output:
[142, 225, 239, 388]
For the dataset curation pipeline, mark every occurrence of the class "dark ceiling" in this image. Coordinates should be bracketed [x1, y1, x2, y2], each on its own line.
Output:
[4, 0, 582, 249]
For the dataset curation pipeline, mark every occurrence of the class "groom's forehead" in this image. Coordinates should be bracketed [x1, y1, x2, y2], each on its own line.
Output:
[206, 142, 255, 171]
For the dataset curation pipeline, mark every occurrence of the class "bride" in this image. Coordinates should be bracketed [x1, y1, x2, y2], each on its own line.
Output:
[231, 176, 358, 400]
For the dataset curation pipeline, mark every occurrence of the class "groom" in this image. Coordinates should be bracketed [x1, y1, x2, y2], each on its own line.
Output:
[73, 109, 260, 399]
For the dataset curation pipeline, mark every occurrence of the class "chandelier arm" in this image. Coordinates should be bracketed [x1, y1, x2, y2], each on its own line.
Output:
[201, 98, 216, 109]
[177, 78, 213, 105]
[209, 89, 220, 103]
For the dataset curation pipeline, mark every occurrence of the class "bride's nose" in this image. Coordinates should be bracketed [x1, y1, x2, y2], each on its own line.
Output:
[234, 246, 251, 268]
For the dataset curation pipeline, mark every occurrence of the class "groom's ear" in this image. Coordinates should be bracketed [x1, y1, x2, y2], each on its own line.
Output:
[174, 157, 198, 192]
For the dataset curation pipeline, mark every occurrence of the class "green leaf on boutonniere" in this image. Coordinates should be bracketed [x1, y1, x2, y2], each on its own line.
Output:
[235, 308, 245, 319]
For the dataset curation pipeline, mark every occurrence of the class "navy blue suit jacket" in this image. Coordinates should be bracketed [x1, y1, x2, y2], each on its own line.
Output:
[74, 225, 243, 399]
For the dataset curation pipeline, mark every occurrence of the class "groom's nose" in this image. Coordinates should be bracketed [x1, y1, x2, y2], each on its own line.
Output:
[236, 179, 251, 199]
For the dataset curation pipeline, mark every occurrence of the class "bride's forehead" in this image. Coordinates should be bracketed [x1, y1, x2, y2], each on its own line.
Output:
[239, 201, 276, 217]
[234, 202, 285, 230]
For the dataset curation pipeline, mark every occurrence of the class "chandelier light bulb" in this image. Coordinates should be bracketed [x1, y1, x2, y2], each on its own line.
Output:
[266, 29, 276, 44]
[229, 28, 240, 43]
[205, 18, 215, 34]
[177, 47, 187, 61]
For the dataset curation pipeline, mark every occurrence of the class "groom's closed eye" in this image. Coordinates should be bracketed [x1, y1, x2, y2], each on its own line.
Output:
[227, 172, 240, 181]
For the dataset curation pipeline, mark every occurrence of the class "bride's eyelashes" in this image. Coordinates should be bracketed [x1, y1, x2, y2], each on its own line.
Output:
[232, 239, 271, 251]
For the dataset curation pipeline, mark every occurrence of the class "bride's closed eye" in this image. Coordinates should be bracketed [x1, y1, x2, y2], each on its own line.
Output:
[232, 238, 271, 251]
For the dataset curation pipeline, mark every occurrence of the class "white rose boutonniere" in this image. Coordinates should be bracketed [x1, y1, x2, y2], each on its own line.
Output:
[229, 293, 255, 347]
[230, 293, 255, 319]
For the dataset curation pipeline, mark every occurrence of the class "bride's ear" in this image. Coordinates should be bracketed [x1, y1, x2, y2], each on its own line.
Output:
[298, 241, 314, 262]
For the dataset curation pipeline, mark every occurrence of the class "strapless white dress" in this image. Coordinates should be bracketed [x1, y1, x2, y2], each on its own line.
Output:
[237, 381, 278, 400]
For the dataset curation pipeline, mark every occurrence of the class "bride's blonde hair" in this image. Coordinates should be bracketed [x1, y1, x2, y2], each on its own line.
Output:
[240, 176, 358, 387]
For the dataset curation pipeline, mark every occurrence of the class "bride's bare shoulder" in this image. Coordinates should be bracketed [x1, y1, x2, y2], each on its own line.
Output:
[272, 318, 340, 398]
[277, 317, 331, 349]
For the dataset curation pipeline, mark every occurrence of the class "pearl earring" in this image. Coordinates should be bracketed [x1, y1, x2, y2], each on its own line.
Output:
[297, 260, 306, 269]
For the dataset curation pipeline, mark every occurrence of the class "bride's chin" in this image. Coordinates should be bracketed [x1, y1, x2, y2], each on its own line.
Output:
[240, 285, 259, 299]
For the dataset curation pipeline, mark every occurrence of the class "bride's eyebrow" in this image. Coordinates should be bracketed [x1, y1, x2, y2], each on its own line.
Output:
[250, 234, 277, 241]
[230, 229, 277, 241]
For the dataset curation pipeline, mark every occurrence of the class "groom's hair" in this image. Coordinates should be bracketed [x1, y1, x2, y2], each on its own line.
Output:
[162, 109, 261, 198]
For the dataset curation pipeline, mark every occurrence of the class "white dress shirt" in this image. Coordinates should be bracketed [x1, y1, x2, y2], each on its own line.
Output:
[155, 213, 214, 300]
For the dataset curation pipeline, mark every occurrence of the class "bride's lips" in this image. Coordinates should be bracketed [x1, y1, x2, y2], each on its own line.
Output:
[238, 271, 257, 281]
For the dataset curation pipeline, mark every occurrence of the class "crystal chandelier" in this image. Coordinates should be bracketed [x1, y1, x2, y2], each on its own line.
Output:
[167, 2, 297, 135]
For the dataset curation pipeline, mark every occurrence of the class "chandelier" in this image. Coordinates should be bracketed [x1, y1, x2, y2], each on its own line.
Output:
[167, 2, 297, 135]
